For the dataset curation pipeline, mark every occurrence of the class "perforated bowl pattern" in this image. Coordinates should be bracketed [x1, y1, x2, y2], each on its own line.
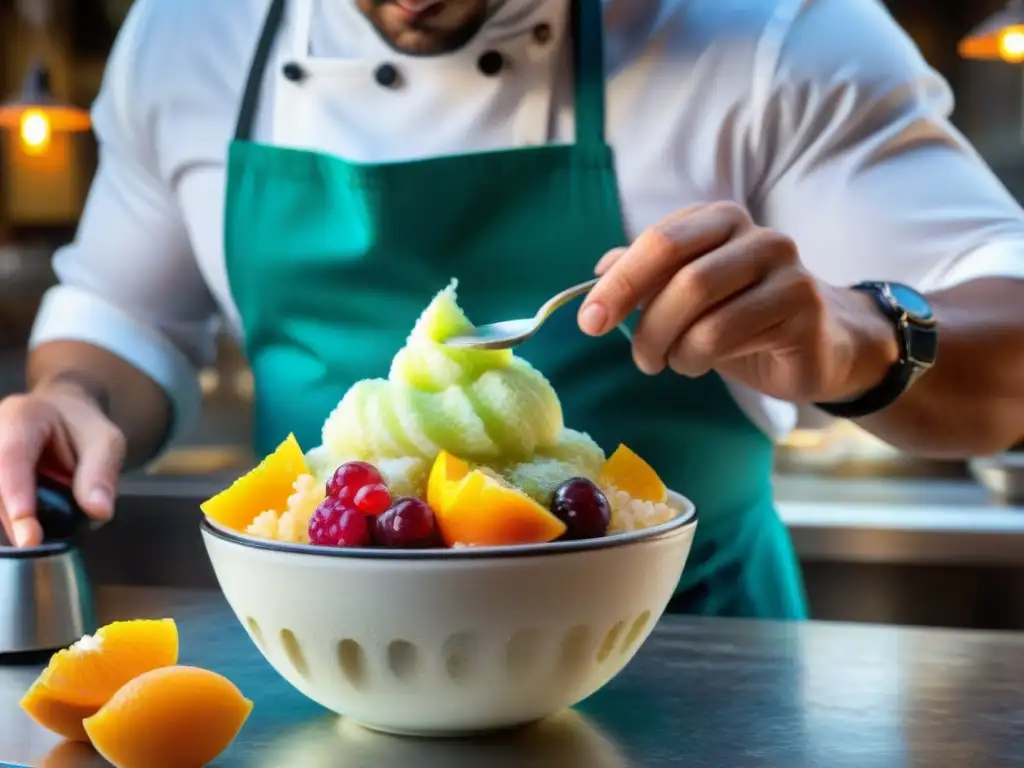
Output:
[201, 493, 697, 736]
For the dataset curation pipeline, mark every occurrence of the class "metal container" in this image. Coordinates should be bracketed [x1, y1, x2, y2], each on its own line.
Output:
[0, 471, 97, 656]
[0, 542, 94, 655]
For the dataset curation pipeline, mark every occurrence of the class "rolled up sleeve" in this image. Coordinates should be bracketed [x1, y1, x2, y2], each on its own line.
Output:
[29, 0, 218, 443]
[751, 0, 1024, 290]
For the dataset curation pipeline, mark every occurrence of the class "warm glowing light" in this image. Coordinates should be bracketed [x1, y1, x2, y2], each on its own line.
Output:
[999, 26, 1024, 62]
[18, 108, 51, 154]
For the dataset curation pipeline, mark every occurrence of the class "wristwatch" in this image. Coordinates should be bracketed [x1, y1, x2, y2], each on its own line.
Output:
[815, 281, 938, 419]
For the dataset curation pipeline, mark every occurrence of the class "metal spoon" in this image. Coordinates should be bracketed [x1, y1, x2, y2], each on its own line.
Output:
[442, 278, 633, 350]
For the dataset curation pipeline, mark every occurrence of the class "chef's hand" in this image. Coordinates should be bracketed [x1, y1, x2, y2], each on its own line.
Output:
[578, 202, 899, 403]
[0, 386, 123, 547]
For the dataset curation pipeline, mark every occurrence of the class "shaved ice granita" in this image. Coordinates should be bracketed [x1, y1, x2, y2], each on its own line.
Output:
[201, 280, 680, 549]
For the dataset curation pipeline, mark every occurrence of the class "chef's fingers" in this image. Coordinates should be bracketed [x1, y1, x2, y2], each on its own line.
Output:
[666, 271, 799, 378]
[630, 229, 790, 374]
[594, 247, 627, 275]
[578, 203, 747, 336]
[0, 395, 50, 547]
[63, 416, 124, 522]
[595, 248, 665, 314]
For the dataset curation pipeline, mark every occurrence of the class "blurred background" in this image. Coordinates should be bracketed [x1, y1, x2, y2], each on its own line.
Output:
[0, 0, 1023, 629]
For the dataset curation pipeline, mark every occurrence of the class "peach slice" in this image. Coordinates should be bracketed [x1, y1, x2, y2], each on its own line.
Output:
[599, 444, 667, 504]
[20, 619, 179, 740]
[426, 450, 471, 512]
[83, 666, 252, 768]
[201, 433, 309, 531]
[431, 462, 566, 547]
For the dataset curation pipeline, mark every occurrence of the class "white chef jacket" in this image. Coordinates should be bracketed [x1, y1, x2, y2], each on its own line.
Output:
[29, 0, 1024, 445]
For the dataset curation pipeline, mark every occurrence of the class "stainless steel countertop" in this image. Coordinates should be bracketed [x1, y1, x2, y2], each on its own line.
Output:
[773, 475, 1024, 565]
[1, 586, 1022, 767]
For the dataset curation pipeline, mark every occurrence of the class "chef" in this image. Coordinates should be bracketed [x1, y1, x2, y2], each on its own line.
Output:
[1, 0, 1023, 620]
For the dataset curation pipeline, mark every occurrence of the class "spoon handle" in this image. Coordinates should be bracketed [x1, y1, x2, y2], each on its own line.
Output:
[536, 277, 601, 322]
[537, 277, 635, 344]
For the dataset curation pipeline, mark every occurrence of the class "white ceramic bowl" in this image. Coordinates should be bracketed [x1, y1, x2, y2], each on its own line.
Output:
[201, 492, 697, 736]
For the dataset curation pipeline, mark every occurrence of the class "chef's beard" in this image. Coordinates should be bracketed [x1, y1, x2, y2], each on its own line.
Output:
[357, 0, 495, 56]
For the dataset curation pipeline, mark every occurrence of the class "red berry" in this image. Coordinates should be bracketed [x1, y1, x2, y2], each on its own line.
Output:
[308, 497, 372, 547]
[354, 483, 391, 515]
[550, 478, 611, 540]
[372, 498, 442, 549]
[326, 461, 383, 506]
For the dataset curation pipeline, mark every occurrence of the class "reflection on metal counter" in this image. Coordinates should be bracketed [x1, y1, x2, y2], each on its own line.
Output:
[5, 587, 1023, 767]
[776, 410, 969, 480]
[255, 711, 624, 768]
[969, 448, 1024, 503]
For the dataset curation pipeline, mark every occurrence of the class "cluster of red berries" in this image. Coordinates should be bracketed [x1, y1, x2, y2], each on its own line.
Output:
[308, 462, 441, 549]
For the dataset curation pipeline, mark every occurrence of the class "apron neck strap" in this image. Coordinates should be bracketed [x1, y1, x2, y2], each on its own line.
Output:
[234, 0, 607, 147]
[571, 0, 606, 147]
[234, 0, 286, 141]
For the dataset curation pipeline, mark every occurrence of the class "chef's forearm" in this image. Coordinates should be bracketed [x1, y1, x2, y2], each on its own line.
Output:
[27, 341, 174, 468]
[852, 277, 1024, 458]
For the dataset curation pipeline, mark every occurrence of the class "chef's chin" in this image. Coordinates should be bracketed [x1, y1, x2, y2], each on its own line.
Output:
[357, 0, 489, 56]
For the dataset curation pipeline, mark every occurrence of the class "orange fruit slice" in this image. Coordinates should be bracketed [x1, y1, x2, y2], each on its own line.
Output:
[426, 450, 470, 511]
[20, 681, 96, 742]
[20, 619, 178, 739]
[28, 619, 178, 709]
[83, 666, 253, 768]
[434, 469, 566, 547]
[599, 444, 667, 503]
[201, 433, 309, 531]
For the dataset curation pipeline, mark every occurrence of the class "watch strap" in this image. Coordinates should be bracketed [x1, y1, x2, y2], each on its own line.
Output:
[814, 281, 913, 419]
[814, 361, 914, 419]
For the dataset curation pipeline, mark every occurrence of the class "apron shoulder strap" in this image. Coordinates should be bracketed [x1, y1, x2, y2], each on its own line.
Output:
[571, 0, 607, 148]
[234, 0, 287, 142]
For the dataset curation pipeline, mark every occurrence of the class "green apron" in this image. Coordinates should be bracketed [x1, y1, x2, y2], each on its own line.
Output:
[223, 0, 807, 620]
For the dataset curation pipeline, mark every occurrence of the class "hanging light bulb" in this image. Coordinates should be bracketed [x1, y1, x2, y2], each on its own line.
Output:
[18, 108, 52, 155]
[958, 1, 1024, 146]
[959, 1, 1024, 62]
[999, 26, 1024, 62]
[0, 60, 91, 155]
[0, 0, 87, 153]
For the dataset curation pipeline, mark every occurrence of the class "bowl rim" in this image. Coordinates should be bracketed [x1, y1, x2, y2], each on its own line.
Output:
[200, 491, 698, 560]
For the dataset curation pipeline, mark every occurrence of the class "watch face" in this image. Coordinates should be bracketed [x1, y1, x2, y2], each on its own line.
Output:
[887, 283, 935, 324]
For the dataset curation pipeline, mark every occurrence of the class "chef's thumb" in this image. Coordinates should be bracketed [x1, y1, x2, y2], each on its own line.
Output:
[69, 425, 126, 521]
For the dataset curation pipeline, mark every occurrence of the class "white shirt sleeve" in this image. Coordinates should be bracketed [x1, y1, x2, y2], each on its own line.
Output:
[751, 0, 1024, 291]
[29, 0, 219, 443]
